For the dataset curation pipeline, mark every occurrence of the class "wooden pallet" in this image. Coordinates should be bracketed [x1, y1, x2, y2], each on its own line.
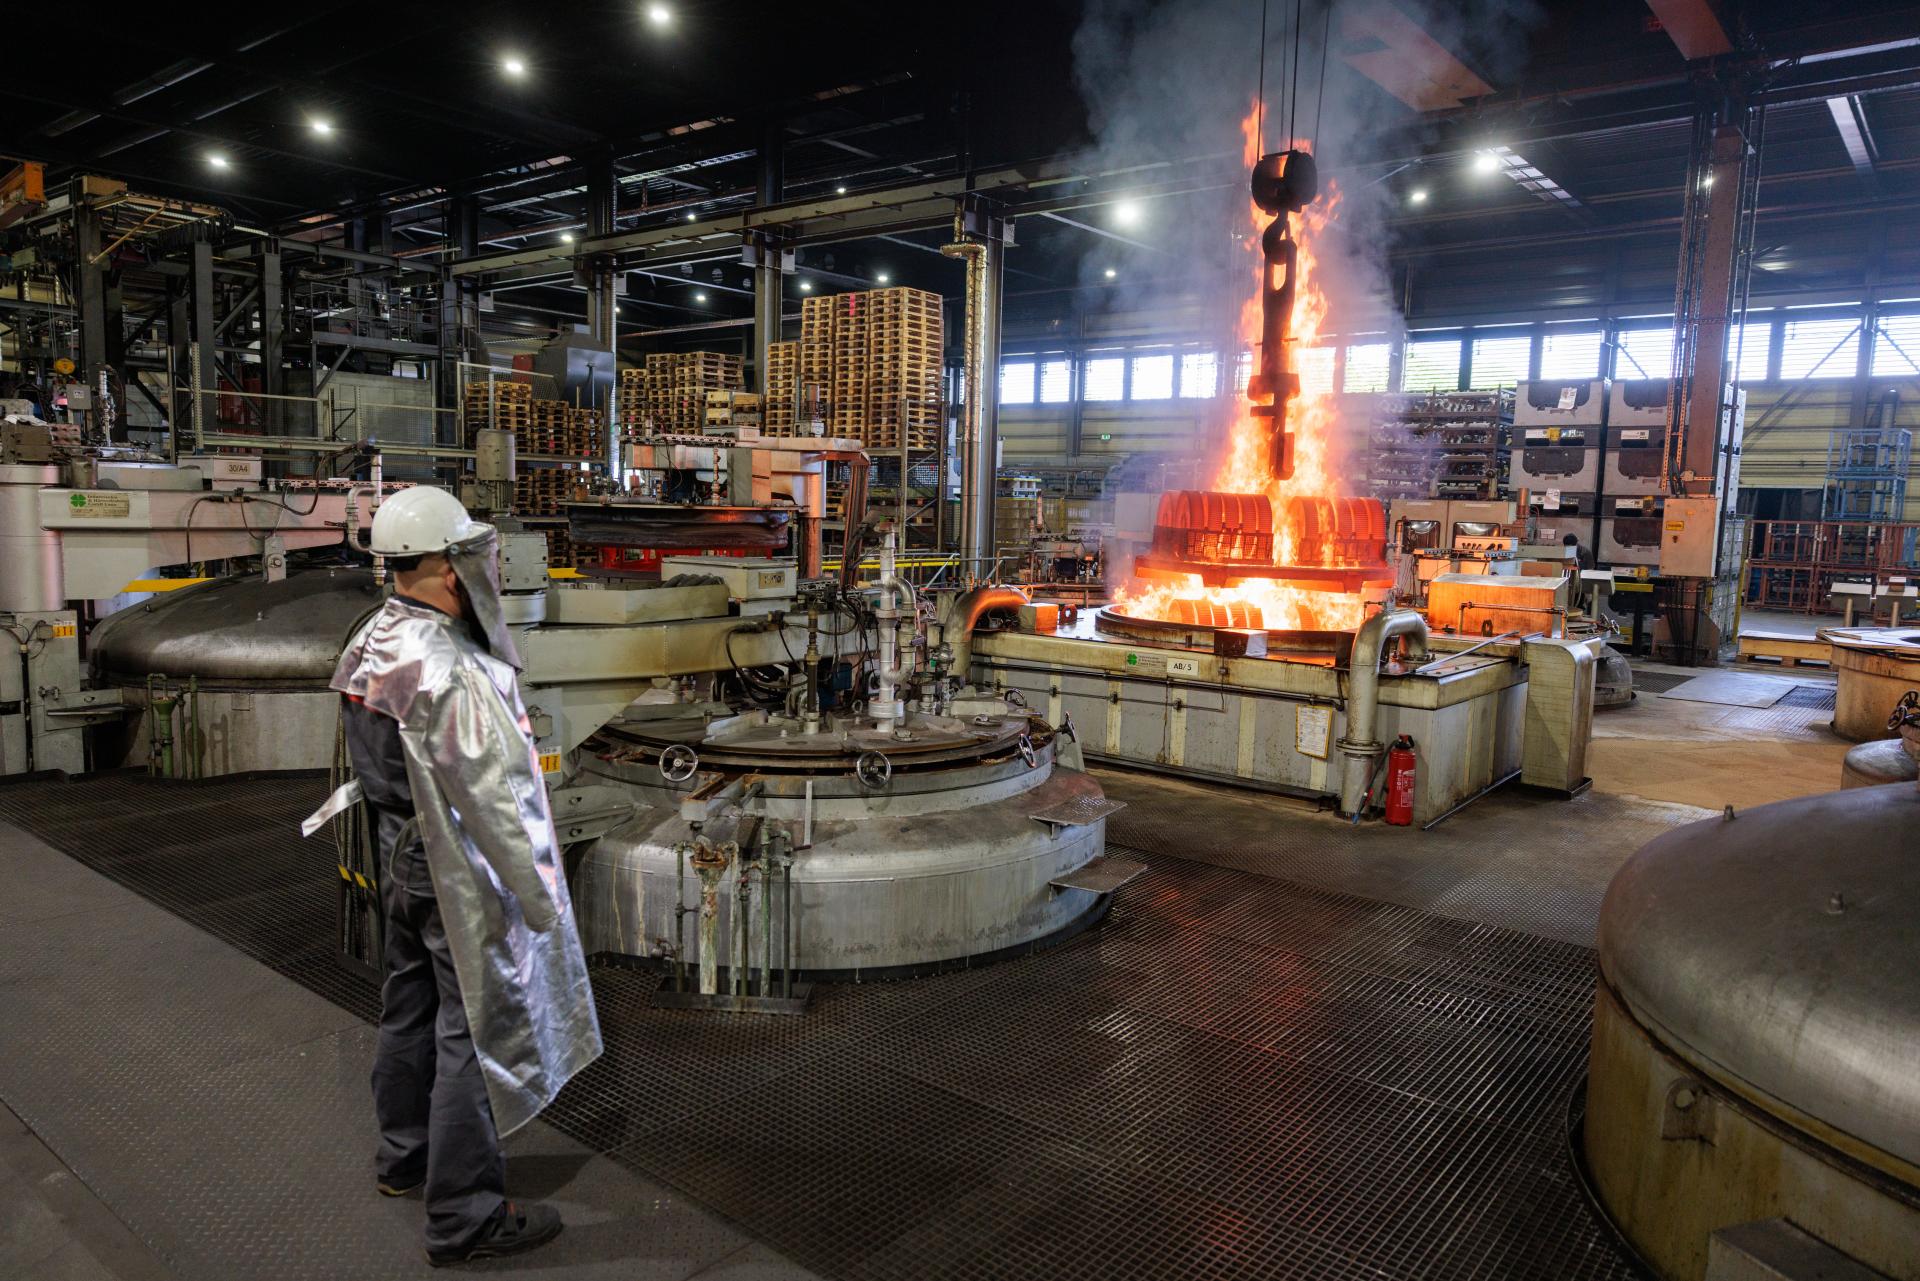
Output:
[1735, 631, 1833, 668]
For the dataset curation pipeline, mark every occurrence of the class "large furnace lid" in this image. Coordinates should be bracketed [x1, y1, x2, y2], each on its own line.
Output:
[1597, 783, 1920, 1176]
[92, 566, 381, 685]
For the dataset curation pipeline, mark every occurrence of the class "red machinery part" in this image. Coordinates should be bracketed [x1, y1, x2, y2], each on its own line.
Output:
[1281, 495, 1387, 566]
[1164, 597, 1262, 629]
[1151, 490, 1275, 564]
[1384, 735, 1417, 827]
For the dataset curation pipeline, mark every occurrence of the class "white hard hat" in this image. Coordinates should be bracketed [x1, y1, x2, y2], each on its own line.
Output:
[368, 487, 486, 556]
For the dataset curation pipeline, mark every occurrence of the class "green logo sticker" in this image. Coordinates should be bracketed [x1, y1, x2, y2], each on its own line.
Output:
[1125, 652, 1138, 666]
[69, 493, 85, 509]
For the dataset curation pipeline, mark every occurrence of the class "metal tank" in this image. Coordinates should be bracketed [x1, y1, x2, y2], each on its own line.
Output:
[89, 567, 381, 775]
[1582, 738, 1920, 1279]
[568, 706, 1119, 978]
[0, 463, 65, 612]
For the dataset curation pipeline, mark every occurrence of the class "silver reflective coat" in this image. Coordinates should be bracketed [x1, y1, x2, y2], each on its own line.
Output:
[332, 596, 602, 1136]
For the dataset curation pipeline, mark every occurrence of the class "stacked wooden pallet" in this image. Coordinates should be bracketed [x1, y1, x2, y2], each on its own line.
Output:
[799, 297, 833, 421]
[617, 352, 746, 435]
[521, 399, 569, 456]
[829, 294, 868, 439]
[864, 287, 942, 450]
[461, 379, 531, 445]
[763, 341, 800, 436]
[539, 524, 577, 570]
[513, 469, 588, 517]
[566, 406, 605, 459]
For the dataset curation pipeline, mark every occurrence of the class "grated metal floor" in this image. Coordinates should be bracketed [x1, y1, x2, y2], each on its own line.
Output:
[0, 772, 1639, 1281]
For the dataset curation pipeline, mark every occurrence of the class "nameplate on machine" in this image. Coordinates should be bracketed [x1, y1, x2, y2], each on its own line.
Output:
[66, 491, 132, 519]
[1295, 705, 1332, 760]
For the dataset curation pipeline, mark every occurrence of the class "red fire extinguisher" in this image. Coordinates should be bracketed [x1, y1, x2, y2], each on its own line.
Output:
[1384, 735, 1417, 827]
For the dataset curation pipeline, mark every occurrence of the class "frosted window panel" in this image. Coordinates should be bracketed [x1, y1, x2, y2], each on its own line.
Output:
[1084, 356, 1126, 402]
[1131, 353, 1174, 400]
[1540, 330, 1602, 379]
[1872, 314, 1920, 376]
[1469, 334, 1530, 388]
[1402, 339, 1462, 392]
[1343, 343, 1390, 392]
[1180, 350, 1219, 398]
[1778, 317, 1860, 379]
[1038, 358, 1073, 403]
[999, 361, 1035, 405]
[1614, 328, 1674, 380]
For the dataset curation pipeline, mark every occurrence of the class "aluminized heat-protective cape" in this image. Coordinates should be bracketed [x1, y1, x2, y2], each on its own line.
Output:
[332, 596, 601, 1136]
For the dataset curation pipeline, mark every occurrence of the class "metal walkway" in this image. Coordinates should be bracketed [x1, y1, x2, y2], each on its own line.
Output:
[0, 772, 1638, 1281]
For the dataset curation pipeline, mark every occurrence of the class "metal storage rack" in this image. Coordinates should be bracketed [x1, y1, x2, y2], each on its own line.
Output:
[1821, 426, 1911, 522]
[1361, 390, 1514, 500]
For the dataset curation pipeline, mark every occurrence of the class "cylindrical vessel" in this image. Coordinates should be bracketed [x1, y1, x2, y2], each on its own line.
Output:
[89, 567, 381, 774]
[1841, 737, 1917, 789]
[570, 713, 1113, 977]
[1828, 631, 1920, 741]
[1583, 783, 1920, 1280]
[0, 464, 65, 611]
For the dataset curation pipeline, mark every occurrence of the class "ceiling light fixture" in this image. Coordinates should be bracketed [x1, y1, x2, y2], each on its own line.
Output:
[876, 272, 890, 284]
[501, 55, 527, 77]
[685, 211, 698, 222]
[1113, 200, 1141, 226]
[799, 281, 813, 292]
[694, 291, 707, 302]
[836, 185, 848, 195]
[1103, 267, 1117, 279]
[1473, 151, 1498, 173]
[207, 154, 230, 170]
[560, 232, 575, 243]
[309, 119, 333, 136]
[1409, 188, 1429, 205]
[645, 3, 671, 24]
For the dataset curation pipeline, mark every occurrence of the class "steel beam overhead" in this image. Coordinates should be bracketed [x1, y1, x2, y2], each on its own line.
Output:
[1825, 95, 1880, 193]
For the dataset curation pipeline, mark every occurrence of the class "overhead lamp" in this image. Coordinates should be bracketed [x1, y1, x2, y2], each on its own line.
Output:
[501, 55, 527, 77]
[875, 272, 890, 284]
[207, 154, 230, 170]
[615, 304, 623, 313]
[1103, 267, 1117, 279]
[1473, 151, 1498, 173]
[309, 118, 333, 136]
[836, 185, 848, 194]
[1113, 200, 1141, 226]
[645, 3, 671, 24]
[1409, 188, 1429, 205]
[694, 291, 707, 302]
[799, 280, 813, 292]
[560, 231, 575, 243]
[685, 210, 698, 222]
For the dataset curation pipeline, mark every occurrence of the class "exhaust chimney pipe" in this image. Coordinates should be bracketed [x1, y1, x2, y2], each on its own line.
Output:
[1338, 609, 1430, 819]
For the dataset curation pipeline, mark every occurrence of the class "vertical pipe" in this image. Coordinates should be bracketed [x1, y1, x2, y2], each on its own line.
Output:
[781, 839, 794, 998]
[753, 117, 786, 395]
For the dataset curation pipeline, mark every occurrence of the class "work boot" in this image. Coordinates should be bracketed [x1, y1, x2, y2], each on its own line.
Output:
[426, 1200, 563, 1268]
[376, 1175, 423, 1198]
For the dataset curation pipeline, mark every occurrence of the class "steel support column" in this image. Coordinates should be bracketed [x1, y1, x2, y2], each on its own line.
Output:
[73, 201, 122, 381]
[946, 206, 1006, 574]
[751, 118, 787, 393]
[584, 152, 617, 352]
[261, 243, 284, 436]
[438, 195, 481, 439]
[187, 238, 217, 447]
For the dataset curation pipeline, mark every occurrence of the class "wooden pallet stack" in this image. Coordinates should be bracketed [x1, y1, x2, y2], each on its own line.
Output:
[799, 297, 833, 422]
[864, 287, 942, 451]
[829, 294, 867, 439]
[540, 524, 577, 570]
[524, 399, 569, 456]
[566, 406, 605, 459]
[763, 341, 800, 436]
[461, 379, 531, 446]
[513, 469, 589, 517]
[625, 352, 745, 435]
[616, 368, 649, 433]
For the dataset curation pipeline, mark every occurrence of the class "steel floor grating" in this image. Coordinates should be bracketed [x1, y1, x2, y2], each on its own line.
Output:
[0, 772, 1637, 1281]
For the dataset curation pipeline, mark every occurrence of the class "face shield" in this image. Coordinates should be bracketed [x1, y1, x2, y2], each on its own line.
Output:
[444, 524, 524, 670]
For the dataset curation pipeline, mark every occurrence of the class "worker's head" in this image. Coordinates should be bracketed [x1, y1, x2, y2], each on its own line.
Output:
[388, 552, 461, 615]
[368, 487, 521, 667]
[1562, 532, 1579, 548]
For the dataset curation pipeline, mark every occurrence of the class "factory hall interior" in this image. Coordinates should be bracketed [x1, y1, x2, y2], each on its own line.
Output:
[5, 1, 1920, 1277]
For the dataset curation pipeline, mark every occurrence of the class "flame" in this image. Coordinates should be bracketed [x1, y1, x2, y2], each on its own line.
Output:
[1113, 100, 1363, 634]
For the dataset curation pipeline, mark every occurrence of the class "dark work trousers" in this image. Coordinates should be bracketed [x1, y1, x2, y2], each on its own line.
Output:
[346, 699, 506, 1251]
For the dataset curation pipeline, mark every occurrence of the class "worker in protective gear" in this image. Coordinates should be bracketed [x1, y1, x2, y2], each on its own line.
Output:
[326, 486, 601, 1267]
